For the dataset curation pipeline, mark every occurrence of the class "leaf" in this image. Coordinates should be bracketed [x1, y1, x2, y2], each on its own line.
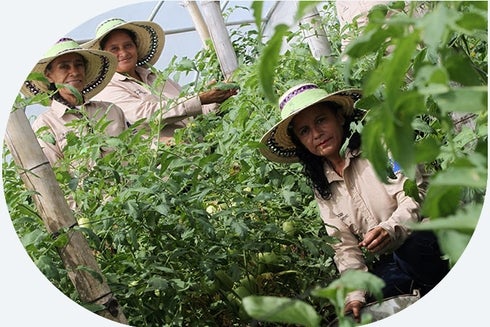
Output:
[421, 185, 462, 218]
[433, 86, 487, 114]
[242, 296, 321, 327]
[430, 157, 487, 189]
[313, 270, 385, 303]
[419, 5, 453, 49]
[414, 136, 441, 163]
[437, 229, 472, 265]
[411, 204, 481, 234]
[258, 24, 289, 103]
[294, 1, 322, 21]
[251, 1, 263, 39]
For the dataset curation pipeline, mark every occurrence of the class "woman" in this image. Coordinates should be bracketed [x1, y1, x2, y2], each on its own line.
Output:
[83, 18, 237, 145]
[259, 83, 449, 321]
[22, 38, 127, 166]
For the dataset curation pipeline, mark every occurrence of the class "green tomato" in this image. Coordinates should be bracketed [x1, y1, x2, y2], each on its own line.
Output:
[282, 221, 296, 235]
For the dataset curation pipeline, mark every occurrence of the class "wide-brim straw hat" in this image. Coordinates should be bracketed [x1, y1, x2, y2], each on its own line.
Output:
[260, 83, 362, 163]
[82, 18, 165, 67]
[21, 37, 117, 101]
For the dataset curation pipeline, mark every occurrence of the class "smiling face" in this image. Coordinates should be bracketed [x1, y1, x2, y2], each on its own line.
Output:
[45, 52, 86, 104]
[101, 29, 138, 75]
[290, 103, 345, 161]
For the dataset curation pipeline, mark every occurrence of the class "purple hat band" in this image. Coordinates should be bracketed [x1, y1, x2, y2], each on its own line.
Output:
[279, 84, 318, 110]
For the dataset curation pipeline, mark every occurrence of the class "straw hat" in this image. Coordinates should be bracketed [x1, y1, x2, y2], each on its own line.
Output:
[21, 37, 117, 101]
[82, 18, 165, 67]
[260, 83, 362, 163]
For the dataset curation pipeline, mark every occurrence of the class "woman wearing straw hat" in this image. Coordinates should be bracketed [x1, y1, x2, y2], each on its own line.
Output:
[260, 83, 449, 321]
[83, 18, 237, 145]
[22, 38, 128, 166]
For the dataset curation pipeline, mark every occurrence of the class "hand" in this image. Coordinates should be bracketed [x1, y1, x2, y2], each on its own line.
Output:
[345, 300, 364, 322]
[199, 85, 238, 105]
[359, 226, 391, 254]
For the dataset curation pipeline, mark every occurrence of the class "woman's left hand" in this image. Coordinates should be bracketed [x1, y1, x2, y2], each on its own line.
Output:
[359, 226, 391, 253]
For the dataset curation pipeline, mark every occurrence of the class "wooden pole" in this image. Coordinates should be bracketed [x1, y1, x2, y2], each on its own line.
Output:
[183, 0, 211, 48]
[299, 6, 333, 62]
[5, 107, 128, 324]
[199, 0, 238, 80]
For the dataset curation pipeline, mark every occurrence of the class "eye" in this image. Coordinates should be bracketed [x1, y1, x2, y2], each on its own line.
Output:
[298, 127, 309, 136]
[315, 116, 326, 125]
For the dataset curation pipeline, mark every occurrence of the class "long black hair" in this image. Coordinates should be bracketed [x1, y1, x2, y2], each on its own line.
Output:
[287, 101, 363, 200]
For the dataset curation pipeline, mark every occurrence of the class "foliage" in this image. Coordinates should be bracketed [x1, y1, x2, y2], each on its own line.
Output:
[2, 1, 487, 327]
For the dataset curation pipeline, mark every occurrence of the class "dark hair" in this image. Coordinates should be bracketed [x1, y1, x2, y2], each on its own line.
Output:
[100, 28, 138, 50]
[288, 101, 362, 200]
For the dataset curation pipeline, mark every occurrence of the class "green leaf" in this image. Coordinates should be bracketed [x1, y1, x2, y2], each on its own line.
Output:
[258, 24, 289, 102]
[421, 185, 462, 218]
[403, 179, 421, 203]
[313, 270, 384, 302]
[414, 136, 441, 163]
[242, 296, 321, 327]
[295, 1, 322, 21]
[430, 157, 487, 189]
[419, 5, 453, 49]
[433, 86, 487, 114]
[411, 204, 481, 234]
[454, 12, 487, 35]
[437, 229, 472, 266]
[251, 1, 263, 39]
[362, 111, 390, 183]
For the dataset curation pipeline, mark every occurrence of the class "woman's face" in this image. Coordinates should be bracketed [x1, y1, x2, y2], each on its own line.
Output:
[45, 52, 86, 100]
[291, 103, 345, 160]
[102, 30, 138, 74]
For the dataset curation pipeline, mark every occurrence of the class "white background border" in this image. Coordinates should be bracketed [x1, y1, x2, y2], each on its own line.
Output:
[0, 1, 487, 326]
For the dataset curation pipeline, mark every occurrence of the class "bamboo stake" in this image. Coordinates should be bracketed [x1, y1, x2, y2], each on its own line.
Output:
[183, 0, 211, 48]
[5, 106, 128, 324]
[199, 0, 238, 80]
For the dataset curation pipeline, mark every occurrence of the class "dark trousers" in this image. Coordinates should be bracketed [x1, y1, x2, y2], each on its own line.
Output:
[370, 231, 450, 299]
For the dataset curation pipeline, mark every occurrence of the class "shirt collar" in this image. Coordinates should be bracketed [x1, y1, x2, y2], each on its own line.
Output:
[114, 66, 152, 83]
[324, 148, 362, 181]
[51, 98, 89, 118]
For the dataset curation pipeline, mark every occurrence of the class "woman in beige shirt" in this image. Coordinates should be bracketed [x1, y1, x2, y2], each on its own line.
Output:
[83, 18, 237, 145]
[22, 38, 128, 166]
[260, 83, 449, 321]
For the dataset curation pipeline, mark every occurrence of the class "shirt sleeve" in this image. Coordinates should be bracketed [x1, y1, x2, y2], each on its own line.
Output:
[320, 202, 368, 304]
[94, 78, 204, 126]
[31, 118, 63, 167]
[377, 168, 425, 248]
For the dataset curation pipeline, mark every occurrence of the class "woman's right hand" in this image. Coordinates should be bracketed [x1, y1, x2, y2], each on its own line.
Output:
[345, 300, 364, 322]
[199, 86, 237, 105]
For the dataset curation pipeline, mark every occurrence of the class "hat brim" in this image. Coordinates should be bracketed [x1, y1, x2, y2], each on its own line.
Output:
[21, 48, 117, 101]
[82, 20, 165, 67]
[260, 89, 362, 163]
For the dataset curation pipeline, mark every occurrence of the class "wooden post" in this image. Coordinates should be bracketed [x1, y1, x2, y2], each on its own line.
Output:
[183, 0, 211, 48]
[299, 6, 333, 62]
[4, 107, 128, 324]
[199, 0, 238, 80]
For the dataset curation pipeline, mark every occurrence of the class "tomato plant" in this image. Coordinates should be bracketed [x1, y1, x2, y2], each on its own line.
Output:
[3, 1, 486, 326]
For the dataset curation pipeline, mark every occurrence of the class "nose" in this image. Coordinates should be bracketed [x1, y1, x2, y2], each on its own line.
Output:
[312, 125, 322, 139]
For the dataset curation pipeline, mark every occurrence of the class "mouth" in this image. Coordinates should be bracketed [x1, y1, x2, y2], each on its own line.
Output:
[316, 137, 330, 148]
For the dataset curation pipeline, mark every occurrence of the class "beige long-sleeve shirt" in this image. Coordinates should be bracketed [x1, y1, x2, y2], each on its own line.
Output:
[316, 149, 425, 304]
[91, 66, 215, 144]
[32, 99, 127, 166]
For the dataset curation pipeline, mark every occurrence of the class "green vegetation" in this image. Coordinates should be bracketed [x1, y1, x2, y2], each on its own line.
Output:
[3, 1, 486, 326]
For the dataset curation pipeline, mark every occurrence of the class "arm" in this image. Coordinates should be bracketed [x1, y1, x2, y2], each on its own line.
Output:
[320, 204, 368, 308]
[95, 80, 203, 126]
